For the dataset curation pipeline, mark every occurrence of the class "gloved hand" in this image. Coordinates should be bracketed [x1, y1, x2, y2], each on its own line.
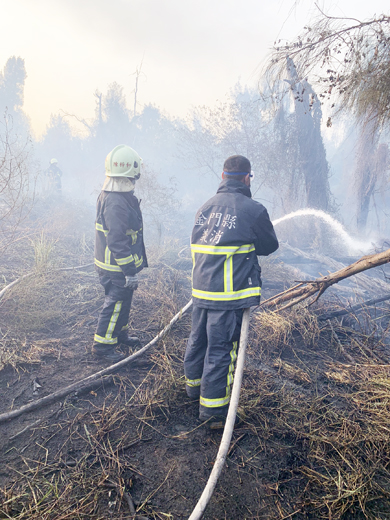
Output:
[124, 274, 138, 290]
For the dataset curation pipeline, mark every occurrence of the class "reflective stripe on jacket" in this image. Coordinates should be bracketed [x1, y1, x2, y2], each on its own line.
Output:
[191, 179, 278, 310]
[94, 190, 147, 277]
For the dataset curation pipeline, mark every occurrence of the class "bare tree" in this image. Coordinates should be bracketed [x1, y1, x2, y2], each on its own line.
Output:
[135, 166, 181, 246]
[0, 114, 38, 252]
[130, 61, 145, 118]
[353, 122, 389, 232]
[179, 86, 271, 186]
[265, 10, 390, 130]
[284, 57, 332, 211]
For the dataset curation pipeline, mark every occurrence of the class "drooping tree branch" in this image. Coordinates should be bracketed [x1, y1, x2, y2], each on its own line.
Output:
[264, 10, 390, 130]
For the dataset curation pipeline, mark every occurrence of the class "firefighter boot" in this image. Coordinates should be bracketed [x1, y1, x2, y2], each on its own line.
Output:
[118, 332, 141, 348]
[93, 344, 126, 363]
[199, 409, 243, 430]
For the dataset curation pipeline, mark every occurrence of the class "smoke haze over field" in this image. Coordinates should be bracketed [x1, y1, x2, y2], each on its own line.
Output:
[1, 0, 389, 138]
[0, 0, 389, 248]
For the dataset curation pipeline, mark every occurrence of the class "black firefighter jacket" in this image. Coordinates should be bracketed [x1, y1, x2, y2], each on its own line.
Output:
[191, 179, 278, 310]
[94, 190, 147, 278]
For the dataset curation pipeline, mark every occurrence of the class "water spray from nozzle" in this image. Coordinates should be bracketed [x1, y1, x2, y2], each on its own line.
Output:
[272, 208, 373, 255]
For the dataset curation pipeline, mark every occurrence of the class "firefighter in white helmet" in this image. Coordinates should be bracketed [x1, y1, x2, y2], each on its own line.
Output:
[93, 145, 147, 362]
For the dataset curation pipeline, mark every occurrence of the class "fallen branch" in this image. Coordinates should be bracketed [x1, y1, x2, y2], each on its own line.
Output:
[0, 300, 193, 424]
[280, 243, 389, 294]
[262, 249, 390, 311]
[318, 293, 390, 321]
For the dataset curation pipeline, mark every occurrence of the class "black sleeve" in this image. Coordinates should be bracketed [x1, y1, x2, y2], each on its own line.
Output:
[253, 207, 279, 256]
[103, 195, 138, 276]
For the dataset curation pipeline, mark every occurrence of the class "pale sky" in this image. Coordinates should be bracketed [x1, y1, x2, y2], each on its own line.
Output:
[1, 0, 389, 138]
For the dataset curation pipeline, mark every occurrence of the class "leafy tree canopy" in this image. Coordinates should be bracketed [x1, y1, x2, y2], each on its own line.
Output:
[0, 56, 26, 112]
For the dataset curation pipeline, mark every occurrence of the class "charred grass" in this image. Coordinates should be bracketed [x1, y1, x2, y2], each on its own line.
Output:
[1, 217, 390, 518]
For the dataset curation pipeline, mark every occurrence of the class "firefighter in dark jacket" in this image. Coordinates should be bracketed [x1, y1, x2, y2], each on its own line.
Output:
[93, 144, 147, 362]
[45, 158, 62, 195]
[184, 155, 278, 427]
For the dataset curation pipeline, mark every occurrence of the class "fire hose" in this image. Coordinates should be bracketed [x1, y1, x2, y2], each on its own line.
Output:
[1, 262, 252, 519]
[0, 299, 193, 423]
[0, 294, 251, 520]
[188, 307, 251, 520]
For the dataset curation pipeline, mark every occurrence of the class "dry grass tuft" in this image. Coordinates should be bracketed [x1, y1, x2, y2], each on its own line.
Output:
[251, 304, 320, 353]
[30, 231, 57, 272]
[244, 302, 390, 519]
[0, 270, 100, 334]
[0, 369, 186, 519]
[252, 310, 294, 346]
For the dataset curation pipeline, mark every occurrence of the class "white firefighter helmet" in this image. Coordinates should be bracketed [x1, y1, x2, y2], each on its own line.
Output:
[50, 158, 58, 165]
[105, 145, 142, 179]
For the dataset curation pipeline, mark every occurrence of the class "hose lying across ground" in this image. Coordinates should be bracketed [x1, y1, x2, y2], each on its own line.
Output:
[188, 307, 251, 520]
[0, 299, 193, 424]
[3, 249, 389, 424]
[2, 250, 390, 518]
[0, 298, 250, 520]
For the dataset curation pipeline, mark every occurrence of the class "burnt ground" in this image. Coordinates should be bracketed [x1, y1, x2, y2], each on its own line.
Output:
[1, 233, 390, 519]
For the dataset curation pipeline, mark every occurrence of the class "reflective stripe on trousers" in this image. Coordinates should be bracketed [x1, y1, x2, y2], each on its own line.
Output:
[184, 306, 243, 418]
[94, 275, 134, 347]
[94, 301, 122, 344]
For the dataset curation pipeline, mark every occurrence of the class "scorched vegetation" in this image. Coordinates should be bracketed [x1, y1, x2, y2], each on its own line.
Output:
[1, 202, 390, 519]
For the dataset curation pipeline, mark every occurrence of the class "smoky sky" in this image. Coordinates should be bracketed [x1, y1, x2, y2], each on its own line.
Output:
[1, 0, 390, 136]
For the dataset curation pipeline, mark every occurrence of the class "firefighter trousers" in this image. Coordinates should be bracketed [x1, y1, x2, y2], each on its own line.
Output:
[94, 275, 134, 352]
[184, 306, 243, 419]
